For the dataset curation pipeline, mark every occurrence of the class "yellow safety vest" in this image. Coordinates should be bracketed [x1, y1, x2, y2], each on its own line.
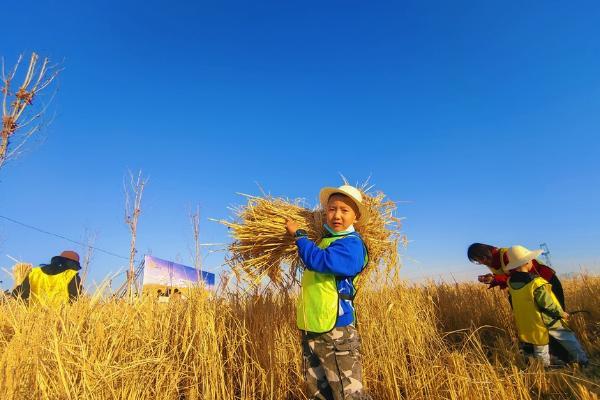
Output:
[508, 276, 563, 345]
[28, 267, 78, 307]
[296, 234, 367, 333]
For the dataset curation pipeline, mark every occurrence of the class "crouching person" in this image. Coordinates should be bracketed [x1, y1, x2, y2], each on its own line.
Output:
[286, 184, 371, 400]
[13, 250, 83, 307]
[505, 245, 588, 367]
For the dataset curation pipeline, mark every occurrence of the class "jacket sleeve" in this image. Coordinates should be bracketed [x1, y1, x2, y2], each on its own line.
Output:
[68, 274, 82, 301]
[295, 236, 365, 276]
[533, 284, 563, 318]
[11, 276, 30, 300]
[489, 273, 508, 289]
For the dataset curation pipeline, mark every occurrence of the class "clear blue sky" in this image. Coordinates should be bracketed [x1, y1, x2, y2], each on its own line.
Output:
[1, 1, 599, 290]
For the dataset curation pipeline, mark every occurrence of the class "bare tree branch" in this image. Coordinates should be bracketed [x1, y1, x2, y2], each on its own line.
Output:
[189, 204, 204, 287]
[0, 52, 61, 171]
[124, 169, 148, 300]
[190, 205, 201, 270]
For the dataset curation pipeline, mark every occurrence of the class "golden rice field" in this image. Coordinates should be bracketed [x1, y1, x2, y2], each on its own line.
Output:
[1, 275, 598, 400]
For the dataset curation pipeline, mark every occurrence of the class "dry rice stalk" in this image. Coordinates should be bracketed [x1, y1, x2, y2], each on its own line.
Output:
[217, 185, 404, 289]
[12, 262, 32, 288]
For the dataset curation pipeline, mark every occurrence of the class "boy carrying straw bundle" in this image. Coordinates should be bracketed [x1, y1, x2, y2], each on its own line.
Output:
[219, 180, 401, 398]
[285, 184, 372, 400]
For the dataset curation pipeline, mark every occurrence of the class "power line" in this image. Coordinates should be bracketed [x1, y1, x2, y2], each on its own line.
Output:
[0, 214, 130, 261]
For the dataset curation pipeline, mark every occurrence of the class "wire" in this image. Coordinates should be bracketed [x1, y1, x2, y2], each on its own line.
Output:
[0, 214, 130, 260]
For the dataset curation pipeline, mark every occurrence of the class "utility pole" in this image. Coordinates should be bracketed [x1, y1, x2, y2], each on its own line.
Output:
[540, 243, 552, 267]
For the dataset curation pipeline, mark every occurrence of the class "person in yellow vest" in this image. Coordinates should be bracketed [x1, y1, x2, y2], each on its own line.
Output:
[505, 245, 588, 367]
[12, 250, 82, 306]
[286, 184, 371, 400]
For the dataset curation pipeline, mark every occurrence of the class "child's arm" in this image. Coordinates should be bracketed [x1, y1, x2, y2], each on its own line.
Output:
[533, 284, 567, 319]
[477, 273, 508, 289]
[295, 236, 364, 276]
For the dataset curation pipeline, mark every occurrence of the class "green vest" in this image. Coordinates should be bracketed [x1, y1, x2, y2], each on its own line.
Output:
[296, 234, 367, 333]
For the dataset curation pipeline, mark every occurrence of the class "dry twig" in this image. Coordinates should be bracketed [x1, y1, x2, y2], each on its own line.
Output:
[124, 170, 148, 299]
[1, 53, 61, 170]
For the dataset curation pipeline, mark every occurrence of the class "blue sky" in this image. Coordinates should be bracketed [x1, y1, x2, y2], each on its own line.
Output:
[1, 1, 599, 290]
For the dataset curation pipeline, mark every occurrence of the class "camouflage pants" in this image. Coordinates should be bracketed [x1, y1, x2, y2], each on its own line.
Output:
[301, 326, 371, 400]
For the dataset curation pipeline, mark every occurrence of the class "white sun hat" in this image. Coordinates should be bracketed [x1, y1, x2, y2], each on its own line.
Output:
[503, 245, 544, 272]
[319, 184, 369, 224]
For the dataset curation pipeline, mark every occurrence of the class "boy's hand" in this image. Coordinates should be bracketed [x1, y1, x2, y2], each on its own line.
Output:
[561, 311, 570, 320]
[285, 220, 300, 236]
[477, 274, 494, 284]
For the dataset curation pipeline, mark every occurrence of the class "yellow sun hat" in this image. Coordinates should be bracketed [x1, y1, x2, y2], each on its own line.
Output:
[319, 184, 369, 224]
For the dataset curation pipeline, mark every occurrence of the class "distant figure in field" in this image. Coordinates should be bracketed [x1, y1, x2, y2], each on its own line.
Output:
[171, 288, 187, 301]
[467, 243, 565, 308]
[504, 245, 588, 366]
[157, 288, 170, 303]
[286, 184, 372, 400]
[171, 288, 182, 300]
[12, 250, 82, 306]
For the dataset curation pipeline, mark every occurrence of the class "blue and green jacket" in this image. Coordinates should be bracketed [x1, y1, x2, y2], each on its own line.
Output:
[296, 225, 367, 328]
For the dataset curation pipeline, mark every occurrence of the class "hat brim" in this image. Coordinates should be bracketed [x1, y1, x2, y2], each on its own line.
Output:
[319, 187, 369, 224]
[504, 249, 544, 271]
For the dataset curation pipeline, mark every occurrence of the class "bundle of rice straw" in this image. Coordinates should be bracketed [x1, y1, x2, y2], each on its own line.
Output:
[12, 262, 32, 289]
[217, 184, 404, 288]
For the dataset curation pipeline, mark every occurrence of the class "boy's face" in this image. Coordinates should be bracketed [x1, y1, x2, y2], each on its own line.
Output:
[326, 194, 359, 232]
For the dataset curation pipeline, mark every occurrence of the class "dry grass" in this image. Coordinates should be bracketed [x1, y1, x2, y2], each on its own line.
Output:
[0, 275, 598, 399]
[10, 263, 32, 289]
[216, 187, 404, 288]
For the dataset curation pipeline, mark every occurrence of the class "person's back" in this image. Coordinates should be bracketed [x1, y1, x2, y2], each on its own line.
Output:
[508, 271, 561, 347]
[13, 250, 82, 307]
[29, 266, 79, 306]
